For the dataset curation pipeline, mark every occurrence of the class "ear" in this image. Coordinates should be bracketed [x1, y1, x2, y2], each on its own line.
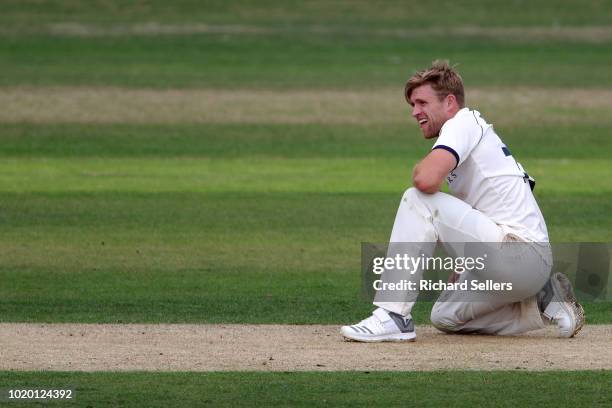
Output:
[446, 94, 457, 109]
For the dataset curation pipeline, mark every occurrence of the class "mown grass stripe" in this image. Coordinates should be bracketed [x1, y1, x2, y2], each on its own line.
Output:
[1, 123, 609, 160]
[0, 370, 609, 407]
[0, 87, 611, 125]
[0, 158, 609, 194]
[5, 23, 612, 44]
[1, 0, 612, 28]
[1, 36, 612, 88]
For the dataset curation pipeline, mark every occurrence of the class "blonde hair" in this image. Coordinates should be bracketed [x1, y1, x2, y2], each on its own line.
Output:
[404, 60, 465, 107]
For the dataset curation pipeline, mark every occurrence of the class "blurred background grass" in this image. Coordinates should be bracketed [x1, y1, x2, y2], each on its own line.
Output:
[0, 0, 610, 324]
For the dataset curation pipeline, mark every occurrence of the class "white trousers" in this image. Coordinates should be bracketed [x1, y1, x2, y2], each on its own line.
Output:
[373, 188, 550, 335]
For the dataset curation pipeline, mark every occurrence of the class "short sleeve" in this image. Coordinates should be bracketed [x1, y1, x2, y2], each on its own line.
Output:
[432, 112, 482, 169]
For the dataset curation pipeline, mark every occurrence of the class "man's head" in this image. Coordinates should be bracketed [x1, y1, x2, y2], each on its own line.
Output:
[405, 60, 465, 139]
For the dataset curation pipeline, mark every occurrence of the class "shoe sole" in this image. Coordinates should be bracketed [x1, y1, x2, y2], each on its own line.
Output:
[573, 302, 585, 336]
[550, 273, 585, 338]
[341, 331, 416, 343]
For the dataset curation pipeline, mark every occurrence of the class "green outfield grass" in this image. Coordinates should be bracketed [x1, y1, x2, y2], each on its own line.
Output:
[0, 0, 612, 30]
[0, 123, 609, 159]
[2, 0, 612, 28]
[0, 123, 610, 323]
[1, 2, 612, 89]
[1, 34, 612, 89]
[0, 1, 611, 325]
[0, 371, 610, 407]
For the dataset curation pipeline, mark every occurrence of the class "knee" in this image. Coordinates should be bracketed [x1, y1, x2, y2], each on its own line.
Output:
[430, 306, 461, 333]
[401, 187, 428, 207]
[402, 187, 442, 207]
[402, 187, 419, 200]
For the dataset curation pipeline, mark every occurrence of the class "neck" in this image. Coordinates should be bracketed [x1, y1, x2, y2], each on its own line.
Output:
[448, 106, 461, 118]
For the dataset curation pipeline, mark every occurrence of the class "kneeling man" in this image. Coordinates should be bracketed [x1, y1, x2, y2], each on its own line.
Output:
[342, 61, 584, 342]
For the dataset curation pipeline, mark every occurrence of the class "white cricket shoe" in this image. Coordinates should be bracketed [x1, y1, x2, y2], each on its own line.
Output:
[538, 272, 585, 338]
[341, 308, 416, 342]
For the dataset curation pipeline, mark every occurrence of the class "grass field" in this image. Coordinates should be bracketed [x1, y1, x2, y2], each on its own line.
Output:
[0, 0, 610, 405]
[1, 371, 610, 407]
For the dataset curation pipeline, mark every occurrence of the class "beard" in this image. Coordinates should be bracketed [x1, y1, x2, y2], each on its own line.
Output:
[422, 117, 444, 139]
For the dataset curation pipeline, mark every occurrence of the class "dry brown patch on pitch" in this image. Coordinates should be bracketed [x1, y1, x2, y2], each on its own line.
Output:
[1, 324, 610, 371]
[0, 87, 610, 126]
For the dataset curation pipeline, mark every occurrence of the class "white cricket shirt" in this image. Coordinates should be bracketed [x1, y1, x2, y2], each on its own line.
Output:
[432, 107, 549, 243]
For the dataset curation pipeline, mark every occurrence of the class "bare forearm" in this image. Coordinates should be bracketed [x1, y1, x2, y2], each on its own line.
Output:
[412, 163, 442, 194]
[410, 149, 456, 194]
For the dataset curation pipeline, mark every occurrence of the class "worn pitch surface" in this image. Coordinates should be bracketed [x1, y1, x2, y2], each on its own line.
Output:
[1, 324, 609, 372]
